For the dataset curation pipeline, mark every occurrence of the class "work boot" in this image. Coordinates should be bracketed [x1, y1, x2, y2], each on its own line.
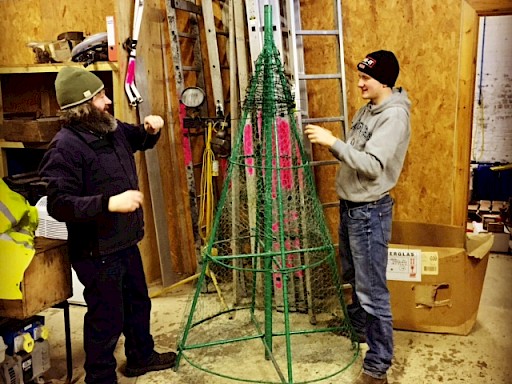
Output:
[124, 350, 177, 377]
[354, 371, 388, 384]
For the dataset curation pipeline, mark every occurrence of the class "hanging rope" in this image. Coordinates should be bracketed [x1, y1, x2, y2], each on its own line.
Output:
[473, 16, 486, 161]
[199, 121, 217, 243]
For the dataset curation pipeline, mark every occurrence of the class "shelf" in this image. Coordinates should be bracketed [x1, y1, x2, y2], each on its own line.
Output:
[0, 62, 119, 74]
[0, 61, 121, 178]
[1, 118, 62, 142]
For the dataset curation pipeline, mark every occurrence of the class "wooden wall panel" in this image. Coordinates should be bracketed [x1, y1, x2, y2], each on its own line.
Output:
[300, 0, 465, 231]
[339, 0, 463, 226]
[302, 0, 511, 229]
[137, 0, 197, 279]
[115, 0, 198, 281]
[113, 1, 162, 280]
[131, 1, 166, 285]
[453, 2, 479, 228]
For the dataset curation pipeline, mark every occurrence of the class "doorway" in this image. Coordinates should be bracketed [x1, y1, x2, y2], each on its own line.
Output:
[454, 1, 512, 228]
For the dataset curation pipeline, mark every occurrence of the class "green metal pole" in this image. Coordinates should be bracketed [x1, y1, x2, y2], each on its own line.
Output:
[262, 4, 275, 359]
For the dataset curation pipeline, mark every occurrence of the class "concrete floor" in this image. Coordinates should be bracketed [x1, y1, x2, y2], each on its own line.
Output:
[41, 253, 512, 384]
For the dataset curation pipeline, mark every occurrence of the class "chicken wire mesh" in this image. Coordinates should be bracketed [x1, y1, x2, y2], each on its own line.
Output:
[175, 6, 360, 383]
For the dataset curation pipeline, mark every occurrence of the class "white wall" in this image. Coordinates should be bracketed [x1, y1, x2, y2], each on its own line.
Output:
[471, 15, 512, 164]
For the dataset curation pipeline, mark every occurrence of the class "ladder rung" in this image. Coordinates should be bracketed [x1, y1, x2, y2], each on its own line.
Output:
[302, 116, 345, 124]
[309, 160, 339, 167]
[172, 0, 201, 14]
[299, 73, 342, 80]
[296, 30, 339, 36]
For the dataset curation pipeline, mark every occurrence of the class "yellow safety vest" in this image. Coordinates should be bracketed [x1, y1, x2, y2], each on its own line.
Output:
[0, 179, 38, 299]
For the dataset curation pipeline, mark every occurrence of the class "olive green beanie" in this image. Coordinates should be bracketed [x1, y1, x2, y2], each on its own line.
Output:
[55, 66, 104, 109]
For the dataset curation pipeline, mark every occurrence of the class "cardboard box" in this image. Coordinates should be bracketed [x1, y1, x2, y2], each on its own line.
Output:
[0, 238, 72, 319]
[487, 222, 504, 233]
[48, 39, 72, 62]
[490, 232, 510, 253]
[388, 221, 493, 335]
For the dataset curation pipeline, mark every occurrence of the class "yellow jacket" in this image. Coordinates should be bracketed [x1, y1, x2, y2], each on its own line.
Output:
[0, 179, 38, 299]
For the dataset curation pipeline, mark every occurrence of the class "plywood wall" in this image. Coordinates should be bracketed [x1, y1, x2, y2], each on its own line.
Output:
[342, 0, 464, 225]
[299, 0, 489, 230]
[307, 0, 510, 230]
[0, 0, 115, 65]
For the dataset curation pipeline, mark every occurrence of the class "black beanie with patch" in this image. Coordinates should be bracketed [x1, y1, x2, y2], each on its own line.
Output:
[357, 50, 400, 87]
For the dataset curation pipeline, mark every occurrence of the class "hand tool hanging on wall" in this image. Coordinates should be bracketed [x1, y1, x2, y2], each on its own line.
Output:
[123, 0, 145, 106]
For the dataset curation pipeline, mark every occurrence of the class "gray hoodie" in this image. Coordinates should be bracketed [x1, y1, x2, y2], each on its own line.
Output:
[329, 87, 411, 202]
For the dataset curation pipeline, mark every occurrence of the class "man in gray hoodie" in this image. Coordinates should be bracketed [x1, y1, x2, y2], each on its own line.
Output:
[305, 50, 411, 384]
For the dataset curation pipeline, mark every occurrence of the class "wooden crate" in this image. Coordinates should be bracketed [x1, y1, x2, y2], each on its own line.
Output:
[0, 238, 72, 319]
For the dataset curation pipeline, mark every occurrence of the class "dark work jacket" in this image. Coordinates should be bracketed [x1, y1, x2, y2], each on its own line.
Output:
[39, 120, 160, 261]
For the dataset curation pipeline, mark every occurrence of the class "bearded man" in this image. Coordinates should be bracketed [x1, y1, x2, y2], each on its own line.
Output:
[39, 66, 176, 384]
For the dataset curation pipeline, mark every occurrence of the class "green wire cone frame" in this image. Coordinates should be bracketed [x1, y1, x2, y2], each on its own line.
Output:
[175, 5, 359, 383]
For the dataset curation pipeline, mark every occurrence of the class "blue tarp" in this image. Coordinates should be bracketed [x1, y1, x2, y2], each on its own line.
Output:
[472, 163, 512, 201]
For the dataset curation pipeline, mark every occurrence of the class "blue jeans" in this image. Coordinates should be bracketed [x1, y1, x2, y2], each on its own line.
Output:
[339, 195, 393, 379]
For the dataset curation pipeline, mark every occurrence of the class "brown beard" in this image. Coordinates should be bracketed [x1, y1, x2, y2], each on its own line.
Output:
[65, 103, 117, 135]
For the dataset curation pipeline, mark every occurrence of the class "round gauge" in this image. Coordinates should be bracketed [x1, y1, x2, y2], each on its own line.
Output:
[180, 86, 206, 108]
